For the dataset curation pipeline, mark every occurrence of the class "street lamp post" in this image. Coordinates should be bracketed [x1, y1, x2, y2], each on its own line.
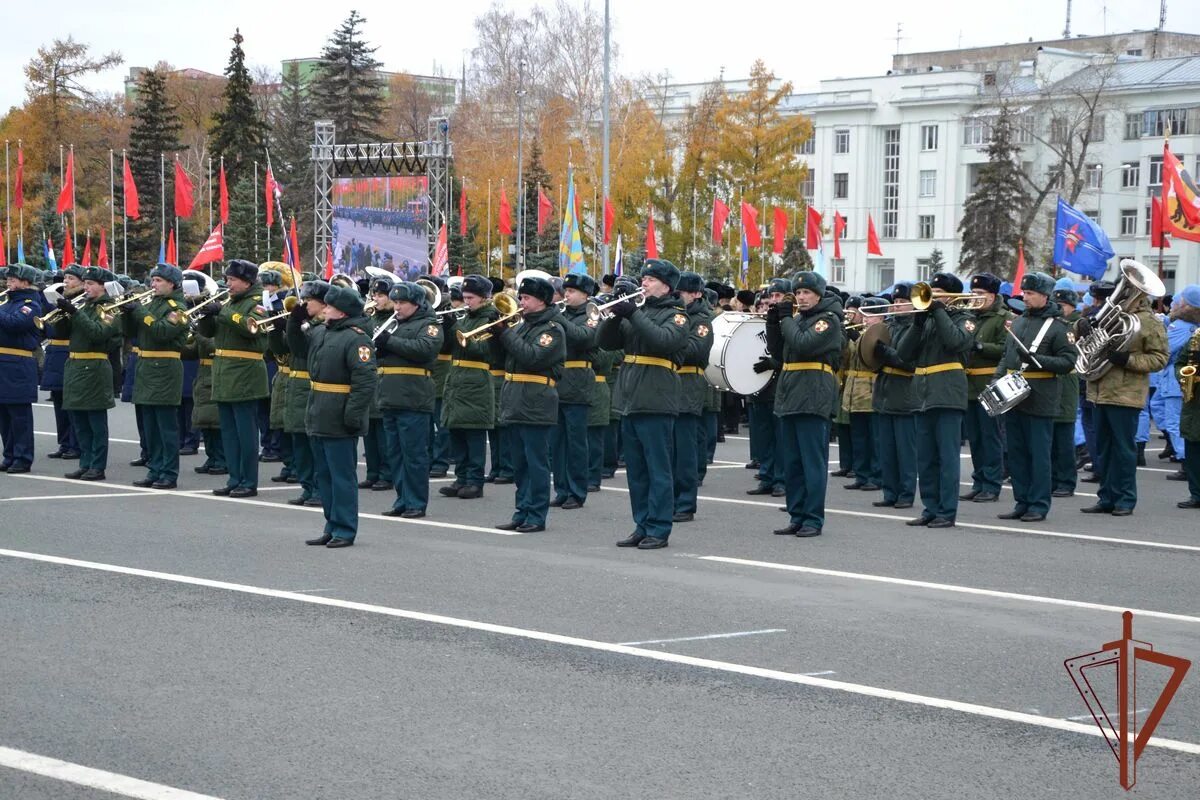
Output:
[515, 58, 528, 272]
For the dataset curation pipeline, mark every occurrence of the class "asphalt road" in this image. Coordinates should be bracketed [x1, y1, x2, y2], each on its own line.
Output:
[1, 400, 1198, 798]
[336, 218, 427, 270]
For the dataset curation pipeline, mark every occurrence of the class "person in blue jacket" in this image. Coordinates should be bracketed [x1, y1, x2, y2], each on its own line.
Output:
[0, 265, 45, 472]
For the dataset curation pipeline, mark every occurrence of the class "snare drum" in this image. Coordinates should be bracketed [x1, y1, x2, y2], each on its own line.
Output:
[978, 372, 1030, 417]
[704, 312, 771, 395]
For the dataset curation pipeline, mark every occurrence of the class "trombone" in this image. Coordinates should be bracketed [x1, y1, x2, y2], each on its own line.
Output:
[246, 296, 299, 334]
[859, 282, 987, 318]
[98, 288, 155, 323]
[455, 293, 521, 346]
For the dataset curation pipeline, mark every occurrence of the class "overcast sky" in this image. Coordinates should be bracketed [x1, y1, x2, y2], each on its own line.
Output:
[2, 0, 1197, 114]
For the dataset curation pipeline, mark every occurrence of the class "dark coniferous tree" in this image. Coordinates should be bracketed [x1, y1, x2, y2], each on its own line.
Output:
[210, 29, 267, 190]
[958, 111, 1029, 278]
[519, 139, 559, 273]
[310, 11, 385, 143]
[270, 62, 315, 267]
[127, 68, 183, 271]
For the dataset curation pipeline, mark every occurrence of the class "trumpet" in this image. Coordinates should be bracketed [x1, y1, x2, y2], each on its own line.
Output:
[35, 295, 87, 330]
[179, 290, 232, 327]
[592, 288, 647, 318]
[98, 288, 155, 322]
[436, 306, 468, 320]
[246, 296, 299, 334]
[455, 293, 521, 346]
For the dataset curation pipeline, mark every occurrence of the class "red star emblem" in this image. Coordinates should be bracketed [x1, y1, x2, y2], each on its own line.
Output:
[1063, 223, 1082, 253]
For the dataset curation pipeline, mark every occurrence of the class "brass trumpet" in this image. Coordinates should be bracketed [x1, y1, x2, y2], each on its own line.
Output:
[246, 296, 298, 334]
[592, 288, 647, 319]
[455, 293, 521, 346]
[98, 288, 155, 322]
[35, 295, 87, 330]
[179, 290, 232, 328]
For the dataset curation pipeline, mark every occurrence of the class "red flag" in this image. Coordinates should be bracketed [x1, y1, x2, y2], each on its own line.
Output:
[264, 168, 276, 228]
[188, 225, 225, 269]
[166, 229, 177, 265]
[1151, 195, 1171, 249]
[57, 149, 75, 214]
[498, 187, 512, 236]
[0, 225, 6, 267]
[740, 202, 761, 248]
[833, 212, 846, 260]
[219, 163, 229, 225]
[82, 234, 92, 267]
[122, 156, 140, 219]
[712, 198, 730, 246]
[537, 187, 553, 234]
[14, 145, 23, 210]
[98, 228, 109, 268]
[805, 207, 823, 250]
[772, 208, 787, 255]
[62, 224, 75, 266]
[324, 242, 334, 280]
[645, 207, 658, 258]
[1011, 241, 1027, 293]
[459, 180, 468, 236]
[603, 197, 614, 245]
[174, 160, 195, 218]
[574, 191, 582, 230]
[1164, 142, 1200, 227]
[866, 214, 882, 256]
[289, 217, 301, 272]
[431, 223, 449, 275]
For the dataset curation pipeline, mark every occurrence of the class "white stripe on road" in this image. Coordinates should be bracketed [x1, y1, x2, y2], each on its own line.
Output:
[699, 556, 1200, 625]
[597, 486, 1200, 553]
[618, 628, 786, 646]
[0, 491, 160, 503]
[0, 547, 1197, 757]
[0, 745, 223, 800]
[35, 430, 141, 445]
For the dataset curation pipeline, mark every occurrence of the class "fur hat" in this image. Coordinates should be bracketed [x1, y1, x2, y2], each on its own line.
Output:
[389, 281, 428, 307]
[81, 267, 117, 284]
[845, 295, 865, 310]
[766, 277, 792, 296]
[517, 276, 554, 305]
[969, 272, 1001, 294]
[323, 285, 365, 317]
[224, 259, 258, 284]
[600, 273, 617, 290]
[1176, 284, 1200, 309]
[930, 272, 963, 295]
[861, 296, 888, 310]
[1052, 288, 1080, 306]
[1088, 280, 1116, 299]
[563, 273, 597, 296]
[8, 264, 40, 284]
[641, 258, 681, 290]
[793, 271, 827, 296]
[489, 276, 506, 296]
[63, 264, 86, 280]
[149, 264, 184, 288]
[462, 274, 492, 297]
[736, 289, 757, 308]
[258, 269, 283, 288]
[1020, 271, 1056, 297]
[703, 288, 718, 306]
[676, 271, 705, 294]
[892, 282, 914, 301]
[300, 280, 332, 303]
[370, 277, 395, 296]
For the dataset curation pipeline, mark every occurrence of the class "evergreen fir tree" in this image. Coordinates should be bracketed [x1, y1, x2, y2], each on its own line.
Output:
[447, 170, 481, 274]
[518, 139, 559, 273]
[310, 11, 385, 143]
[127, 68, 183, 270]
[927, 247, 946, 273]
[223, 173, 263, 263]
[269, 62, 315, 267]
[210, 29, 267, 189]
[957, 111, 1029, 276]
[780, 235, 814, 275]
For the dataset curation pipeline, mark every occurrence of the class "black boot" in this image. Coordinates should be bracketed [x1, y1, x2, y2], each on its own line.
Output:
[1136, 442, 1147, 467]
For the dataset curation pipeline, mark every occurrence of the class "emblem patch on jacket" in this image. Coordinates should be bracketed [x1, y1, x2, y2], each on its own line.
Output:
[1066, 331, 1076, 344]
[358, 345, 372, 362]
[964, 320, 977, 333]
[538, 332, 554, 347]
[232, 313, 243, 324]
[143, 314, 155, 326]
[673, 314, 688, 326]
[697, 324, 710, 338]
[426, 325, 439, 337]
[586, 318, 599, 328]
[814, 319, 829, 333]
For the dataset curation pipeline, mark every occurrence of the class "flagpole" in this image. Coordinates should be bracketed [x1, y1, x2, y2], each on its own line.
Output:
[592, 182, 598, 279]
[691, 188, 697, 270]
[59, 145, 64, 236]
[160, 152, 166, 257]
[108, 149, 115, 268]
[70, 144, 77, 254]
[4, 140, 9, 264]
[122, 150, 128, 275]
[208, 157, 213, 232]
[601, 0, 611, 276]
[264, 148, 298, 290]
[487, 178, 492, 278]
[17, 140, 22, 253]
[253, 159, 259, 260]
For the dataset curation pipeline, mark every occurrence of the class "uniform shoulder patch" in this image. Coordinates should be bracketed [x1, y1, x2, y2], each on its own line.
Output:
[143, 314, 155, 327]
[168, 299, 178, 309]
[350, 326, 365, 335]
[586, 317, 599, 328]
[538, 332, 555, 347]
[232, 312, 243, 324]
[673, 313, 688, 326]
[20, 305, 31, 315]
[358, 345, 372, 363]
[254, 305, 267, 314]
[696, 323, 710, 338]
[426, 324, 439, 337]
[814, 319, 830, 333]
[168, 311, 181, 325]
[1066, 331, 1076, 344]
[963, 320, 977, 333]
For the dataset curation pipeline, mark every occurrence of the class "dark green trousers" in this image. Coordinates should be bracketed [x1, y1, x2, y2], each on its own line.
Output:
[1007, 411, 1054, 516]
[312, 435, 359, 541]
[291, 432, 318, 501]
[1095, 404, 1139, 511]
[964, 400, 1004, 494]
[915, 408, 963, 520]
[200, 429, 226, 470]
[622, 413, 675, 540]
[363, 417, 392, 482]
[780, 413, 831, 530]
[218, 401, 259, 491]
[1051, 421, 1077, 494]
[1185, 439, 1200, 502]
[849, 412, 879, 486]
[877, 412, 917, 505]
[70, 409, 109, 472]
[141, 404, 180, 483]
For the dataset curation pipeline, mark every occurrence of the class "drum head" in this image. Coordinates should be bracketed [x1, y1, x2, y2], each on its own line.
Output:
[705, 313, 770, 395]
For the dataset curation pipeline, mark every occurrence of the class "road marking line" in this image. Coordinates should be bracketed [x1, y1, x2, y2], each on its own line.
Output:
[803, 671, 837, 677]
[618, 628, 786, 646]
[1, 547, 1196, 756]
[35, 430, 141, 445]
[0, 491, 158, 503]
[1065, 708, 1148, 722]
[0, 745, 223, 800]
[955, 481, 1098, 499]
[698, 556, 1200, 625]
[597, 486, 1200, 553]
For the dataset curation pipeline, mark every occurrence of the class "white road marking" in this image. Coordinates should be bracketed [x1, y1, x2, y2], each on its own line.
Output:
[618, 628, 785, 646]
[1065, 708, 1148, 722]
[955, 481, 1098, 499]
[1, 547, 1197, 757]
[597, 486, 1200, 553]
[35, 430, 141, 445]
[0, 491, 159, 503]
[802, 670, 837, 677]
[699, 556, 1200, 625]
[0, 745, 223, 800]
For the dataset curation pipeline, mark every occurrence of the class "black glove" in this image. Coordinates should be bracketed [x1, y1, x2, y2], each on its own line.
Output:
[845, 328, 860, 341]
[912, 311, 929, 328]
[1075, 317, 1093, 338]
[55, 297, 78, 315]
[873, 341, 888, 360]
[374, 327, 392, 349]
[776, 301, 794, 319]
[1018, 350, 1037, 366]
[752, 356, 778, 374]
[610, 299, 637, 319]
[1108, 350, 1131, 367]
[765, 304, 781, 323]
[928, 299, 946, 313]
[291, 302, 310, 322]
[972, 340, 984, 352]
[199, 301, 221, 317]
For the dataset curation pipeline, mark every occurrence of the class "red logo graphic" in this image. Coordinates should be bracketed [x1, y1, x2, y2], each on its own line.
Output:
[1065, 611, 1191, 789]
[1063, 223, 1083, 253]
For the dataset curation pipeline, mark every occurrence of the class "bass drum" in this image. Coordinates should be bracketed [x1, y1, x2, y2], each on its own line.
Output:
[705, 312, 771, 395]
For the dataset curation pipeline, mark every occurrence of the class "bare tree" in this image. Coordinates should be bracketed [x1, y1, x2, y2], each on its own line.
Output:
[24, 37, 124, 154]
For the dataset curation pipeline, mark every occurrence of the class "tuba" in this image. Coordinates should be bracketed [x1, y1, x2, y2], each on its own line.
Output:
[1074, 259, 1166, 381]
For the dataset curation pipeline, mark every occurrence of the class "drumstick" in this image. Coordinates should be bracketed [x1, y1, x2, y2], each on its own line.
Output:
[1006, 327, 1043, 370]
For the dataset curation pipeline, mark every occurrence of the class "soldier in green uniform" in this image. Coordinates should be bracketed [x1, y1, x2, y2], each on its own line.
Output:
[671, 271, 715, 522]
[124, 264, 189, 488]
[871, 283, 918, 510]
[1172, 285, 1200, 509]
[894, 272, 977, 528]
[439, 275, 498, 500]
[302, 286, 376, 547]
[961, 273, 1011, 503]
[493, 275, 565, 532]
[587, 341, 618, 491]
[746, 279, 789, 497]
[1078, 285, 1168, 516]
[56, 267, 123, 481]
[196, 259, 269, 498]
[375, 281, 442, 518]
[185, 326, 226, 476]
[429, 277, 454, 479]
[260, 270, 292, 484]
[486, 276, 513, 485]
[359, 277, 396, 491]
[600, 260, 689, 549]
[275, 280, 330, 507]
[840, 296, 884, 491]
[993, 273, 1078, 522]
[42, 265, 84, 460]
[767, 272, 844, 537]
[1051, 288, 1082, 497]
[551, 272, 599, 510]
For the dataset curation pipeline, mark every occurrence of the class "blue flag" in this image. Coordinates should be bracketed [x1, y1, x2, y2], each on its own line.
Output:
[44, 237, 57, 272]
[16, 237, 24, 265]
[1053, 196, 1114, 280]
[558, 169, 588, 276]
[740, 230, 750, 287]
[158, 238, 166, 265]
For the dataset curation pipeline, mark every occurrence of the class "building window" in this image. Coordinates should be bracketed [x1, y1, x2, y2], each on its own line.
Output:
[797, 138, 814, 155]
[916, 258, 933, 282]
[921, 124, 939, 151]
[833, 172, 849, 199]
[1084, 210, 1099, 223]
[882, 128, 900, 239]
[800, 175, 814, 203]
[1149, 156, 1164, 186]
[1145, 205, 1153, 236]
[1090, 115, 1106, 142]
[1120, 209, 1138, 236]
[1142, 108, 1197, 137]
[834, 129, 850, 154]
[1121, 161, 1140, 188]
[831, 259, 846, 285]
[873, 260, 895, 290]
[1086, 164, 1103, 189]
[963, 118, 989, 146]
[918, 215, 935, 239]
[1127, 48, 1143, 56]
[1125, 112, 1142, 140]
[919, 169, 936, 197]
[1050, 117, 1070, 144]
[837, 217, 850, 238]
[1012, 113, 1035, 145]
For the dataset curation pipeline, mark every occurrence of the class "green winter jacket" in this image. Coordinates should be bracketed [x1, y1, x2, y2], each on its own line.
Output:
[376, 306, 443, 414]
[304, 314, 377, 438]
[185, 334, 219, 429]
[965, 296, 1013, 398]
[588, 348, 618, 427]
[993, 301, 1077, 418]
[870, 315, 918, 415]
[124, 289, 189, 405]
[59, 294, 123, 411]
[557, 302, 599, 405]
[199, 283, 270, 403]
[678, 297, 716, 417]
[1055, 310, 1082, 423]
[442, 302, 500, 429]
[1084, 297, 1169, 409]
[768, 292, 844, 418]
[496, 305, 565, 426]
[894, 305, 976, 412]
[598, 294, 688, 416]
